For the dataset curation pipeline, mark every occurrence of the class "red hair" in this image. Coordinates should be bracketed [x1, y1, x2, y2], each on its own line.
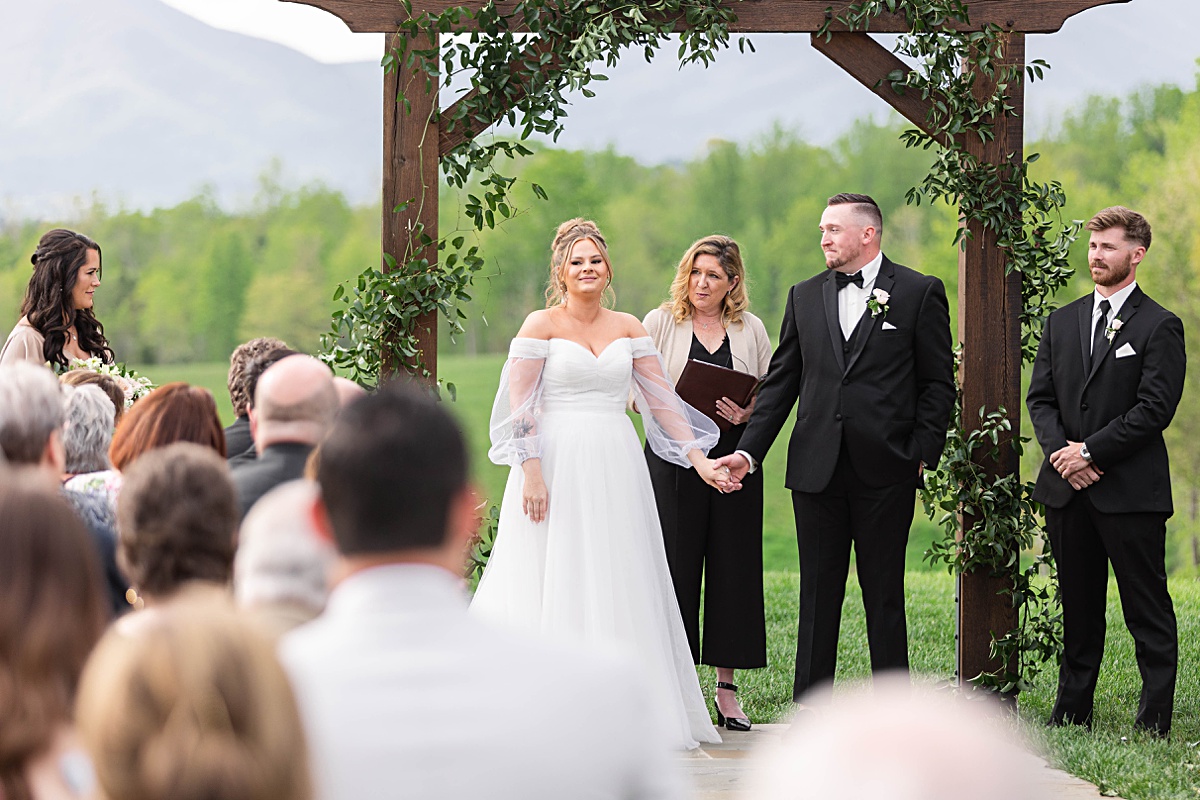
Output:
[109, 383, 226, 471]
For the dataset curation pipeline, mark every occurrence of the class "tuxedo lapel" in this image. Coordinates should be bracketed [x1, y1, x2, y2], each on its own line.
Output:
[822, 274, 846, 373]
[844, 258, 895, 375]
[1085, 287, 1143, 388]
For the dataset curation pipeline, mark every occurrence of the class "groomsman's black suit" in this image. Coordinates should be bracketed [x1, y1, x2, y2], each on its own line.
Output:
[738, 256, 955, 699]
[1027, 285, 1185, 734]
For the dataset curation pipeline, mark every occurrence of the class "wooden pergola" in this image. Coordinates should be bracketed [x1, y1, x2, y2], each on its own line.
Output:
[288, 0, 1125, 689]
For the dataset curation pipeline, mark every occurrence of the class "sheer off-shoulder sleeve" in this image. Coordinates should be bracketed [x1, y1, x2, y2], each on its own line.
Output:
[487, 338, 549, 467]
[630, 337, 719, 467]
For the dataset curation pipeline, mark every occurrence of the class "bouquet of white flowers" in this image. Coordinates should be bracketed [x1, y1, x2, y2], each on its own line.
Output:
[65, 358, 155, 408]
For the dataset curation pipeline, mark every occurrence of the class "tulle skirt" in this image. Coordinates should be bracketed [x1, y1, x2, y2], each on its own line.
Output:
[471, 406, 721, 749]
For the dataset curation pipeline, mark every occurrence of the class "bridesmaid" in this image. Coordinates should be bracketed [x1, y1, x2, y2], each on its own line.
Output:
[643, 235, 772, 731]
[1, 229, 114, 368]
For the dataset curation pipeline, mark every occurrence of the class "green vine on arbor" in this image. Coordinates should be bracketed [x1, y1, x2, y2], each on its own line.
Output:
[820, 0, 1079, 691]
[320, 0, 752, 386]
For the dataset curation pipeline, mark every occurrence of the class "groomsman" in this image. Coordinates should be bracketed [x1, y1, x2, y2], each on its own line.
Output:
[718, 193, 955, 700]
[1027, 206, 1185, 736]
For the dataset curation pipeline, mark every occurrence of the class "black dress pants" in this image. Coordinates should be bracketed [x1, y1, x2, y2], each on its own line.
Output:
[646, 433, 767, 669]
[790, 445, 915, 700]
[1046, 491, 1176, 733]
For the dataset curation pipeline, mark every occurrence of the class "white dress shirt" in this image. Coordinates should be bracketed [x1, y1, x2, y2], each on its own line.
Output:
[1091, 281, 1138, 354]
[837, 251, 884, 340]
[280, 564, 682, 800]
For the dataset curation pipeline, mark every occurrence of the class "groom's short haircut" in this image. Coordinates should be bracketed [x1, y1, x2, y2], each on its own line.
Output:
[317, 384, 468, 555]
[828, 193, 883, 237]
[1087, 206, 1152, 251]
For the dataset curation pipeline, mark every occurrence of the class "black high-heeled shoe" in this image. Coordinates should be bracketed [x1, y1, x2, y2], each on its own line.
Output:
[714, 681, 752, 732]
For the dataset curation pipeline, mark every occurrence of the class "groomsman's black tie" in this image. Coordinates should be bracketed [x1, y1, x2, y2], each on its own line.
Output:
[835, 271, 864, 290]
[1092, 298, 1111, 366]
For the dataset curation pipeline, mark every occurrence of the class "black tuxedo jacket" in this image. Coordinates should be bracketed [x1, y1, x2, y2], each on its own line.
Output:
[740, 256, 955, 491]
[1027, 286, 1185, 514]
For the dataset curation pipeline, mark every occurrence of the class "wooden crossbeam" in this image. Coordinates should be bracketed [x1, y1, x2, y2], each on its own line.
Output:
[810, 32, 959, 149]
[285, 0, 1129, 35]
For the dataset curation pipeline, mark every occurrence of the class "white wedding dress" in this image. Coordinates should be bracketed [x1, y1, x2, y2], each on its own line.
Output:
[471, 336, 722, 749]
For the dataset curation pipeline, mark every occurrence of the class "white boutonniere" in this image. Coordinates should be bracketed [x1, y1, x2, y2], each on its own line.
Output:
[1104, 318, 1123, 343]
[866, 288, 890, 319]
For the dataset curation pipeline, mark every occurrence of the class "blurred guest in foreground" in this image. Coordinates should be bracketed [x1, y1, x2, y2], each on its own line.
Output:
[0, 361, 127, 616]
[750, 678, 1049, 800]
[1, 229, 114, 368]
[230, 355, 337, 519]
[61, 384, 120, 510]
[235, 480, 335, 636]
[280, 385, 681, 800]
[60, 369, 126, 427]
[108, 382, 226, 472]
[0, 473, 109, 800]
[77, 595, 311, 800]
[225, 337, 288, 458]
[117, 443, 238, 613]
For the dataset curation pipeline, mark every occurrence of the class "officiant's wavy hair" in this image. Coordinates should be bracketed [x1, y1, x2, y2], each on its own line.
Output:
[22, 228, 114, 368]
[318, 384, 468, 554]
[545, 218, 615, 309]
[663, 235, 749, 326]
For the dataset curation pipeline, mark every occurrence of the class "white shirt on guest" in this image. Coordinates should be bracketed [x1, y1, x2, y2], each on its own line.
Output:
[279, 563, 683, 800]
[837, 251, 884, 340]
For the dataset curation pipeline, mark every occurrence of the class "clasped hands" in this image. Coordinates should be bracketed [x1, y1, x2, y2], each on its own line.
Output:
[1050, 440, 1103, 490]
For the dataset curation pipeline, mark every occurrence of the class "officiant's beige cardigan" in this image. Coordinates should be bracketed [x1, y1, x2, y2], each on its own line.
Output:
[642, 306, 772, 385]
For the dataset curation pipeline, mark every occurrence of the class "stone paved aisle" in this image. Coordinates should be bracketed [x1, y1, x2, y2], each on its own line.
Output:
[680, 724, 1119, 799]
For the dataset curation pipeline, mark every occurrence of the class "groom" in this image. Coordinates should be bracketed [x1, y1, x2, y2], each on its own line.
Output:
[718, 193, 955, 700]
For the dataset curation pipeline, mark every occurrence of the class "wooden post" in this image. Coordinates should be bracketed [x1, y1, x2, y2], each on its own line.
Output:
[956, 32, 1025, 693]
[382, 31, 440, 384]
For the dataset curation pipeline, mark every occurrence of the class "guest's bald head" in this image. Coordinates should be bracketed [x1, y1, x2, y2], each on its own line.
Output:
[333, 377, 367, 408]
[252, 356, 338, 451]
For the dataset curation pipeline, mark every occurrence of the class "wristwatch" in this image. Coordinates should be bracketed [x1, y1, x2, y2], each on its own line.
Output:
[1080, 442, 1093, 463]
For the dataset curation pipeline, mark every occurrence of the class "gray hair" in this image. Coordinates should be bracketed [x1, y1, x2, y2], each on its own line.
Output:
[0, 362, 65, 464]
[62, 384, 115, 474]
[234, 480, 334, 614]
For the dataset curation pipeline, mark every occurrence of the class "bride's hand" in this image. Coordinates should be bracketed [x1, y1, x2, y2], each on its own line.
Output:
[521, 460, 549, 523]
[688, 451, 740, 493]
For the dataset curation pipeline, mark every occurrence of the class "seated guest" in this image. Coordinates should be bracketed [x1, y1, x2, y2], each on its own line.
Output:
[61, 369, 126, 426]
[61, 384, 121, 508]
[117, 443, 238, 610]
[234, 480, 335, 636]
[280, 385, 680, 800]
[0, 362, 127, 616]
[228, 347, 302, 466]
[0, 472, 109, 800]
[76, 595, 312, 800]
[109, 382, 226, 472]
[231, 355, 336, 519]
[225, 337, 288, 458]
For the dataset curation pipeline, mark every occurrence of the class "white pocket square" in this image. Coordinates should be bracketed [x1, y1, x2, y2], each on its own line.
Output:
[1115, 343, 1136, 358]
[881, 321, 897, 331]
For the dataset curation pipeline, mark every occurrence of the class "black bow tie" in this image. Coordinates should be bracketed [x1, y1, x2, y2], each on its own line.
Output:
[835, 271, 864, 290]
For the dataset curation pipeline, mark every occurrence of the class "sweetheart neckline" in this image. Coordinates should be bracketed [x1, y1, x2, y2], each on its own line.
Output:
[549, 337, 630, 359]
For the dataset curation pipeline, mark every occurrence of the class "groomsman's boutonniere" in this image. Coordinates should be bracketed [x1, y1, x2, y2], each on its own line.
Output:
[867, 288, 890, 319]
[1105, 318, 1124, 343]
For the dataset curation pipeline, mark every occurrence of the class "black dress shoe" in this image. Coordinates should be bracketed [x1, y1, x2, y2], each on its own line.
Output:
[714, 681, 752, 732]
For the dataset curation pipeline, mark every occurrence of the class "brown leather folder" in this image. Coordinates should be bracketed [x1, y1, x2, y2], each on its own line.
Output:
[675, 359, 763, 432]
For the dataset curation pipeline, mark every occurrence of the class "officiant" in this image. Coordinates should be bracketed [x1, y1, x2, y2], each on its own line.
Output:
[642, 234, 772, 732]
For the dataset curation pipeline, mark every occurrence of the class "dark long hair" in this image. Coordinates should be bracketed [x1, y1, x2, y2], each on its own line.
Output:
[21, 229, 114, 367]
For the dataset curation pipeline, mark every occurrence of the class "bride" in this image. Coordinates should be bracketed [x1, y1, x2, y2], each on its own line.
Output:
[471, 219, 733, 749]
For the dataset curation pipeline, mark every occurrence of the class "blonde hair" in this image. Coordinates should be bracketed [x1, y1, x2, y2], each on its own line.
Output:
[663, 235, 750, 325]
[76, 593, 312, 800]
[544, 218, 615, 308]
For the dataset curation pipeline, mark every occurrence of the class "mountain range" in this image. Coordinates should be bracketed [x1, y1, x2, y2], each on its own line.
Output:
[2, 0, 1197, 219]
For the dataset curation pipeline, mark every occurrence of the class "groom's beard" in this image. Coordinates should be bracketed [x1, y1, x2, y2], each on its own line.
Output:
[824, 244, 862, 271]
[1091, 253, 1132, 287]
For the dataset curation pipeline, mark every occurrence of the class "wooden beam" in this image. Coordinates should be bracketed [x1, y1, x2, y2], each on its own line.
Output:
[285, 0, 1129, 34]
[382, 32, 440, 384]
[955, 31, 1025, 694]
[809, 32, 954, 147]
[439, 37, 558, 155]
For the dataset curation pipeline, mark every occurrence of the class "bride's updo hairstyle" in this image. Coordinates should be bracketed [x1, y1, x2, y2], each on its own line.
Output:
[545, 218, 615, 308]
[22, 228, 114, 367]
